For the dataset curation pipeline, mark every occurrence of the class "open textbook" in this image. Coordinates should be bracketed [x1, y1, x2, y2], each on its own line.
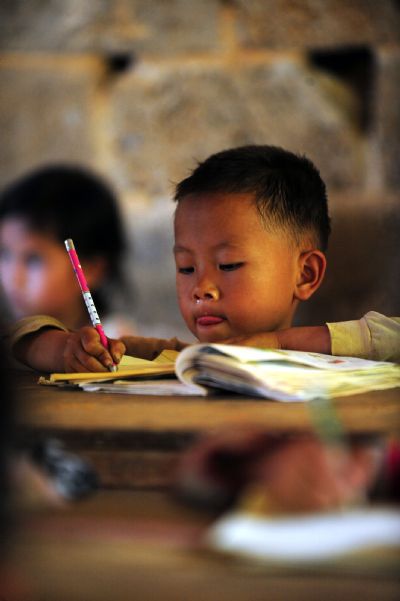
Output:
[175, 344, 400, 401]
[40, 343, 400, 402]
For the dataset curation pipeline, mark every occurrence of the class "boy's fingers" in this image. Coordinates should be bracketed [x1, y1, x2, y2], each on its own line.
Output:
[63, 328, 112, 372]
[65, 355, 105, 373]
[80, 326, 106, 354]
[108, 339, 126, 364]
[63, 328, 127, 372]
[91, 339, 125, 370]
[80, 331, 126, 367]
[79, 327, 116, 367]
[93, 349, 115, 371]
[63, 345, 108, 373]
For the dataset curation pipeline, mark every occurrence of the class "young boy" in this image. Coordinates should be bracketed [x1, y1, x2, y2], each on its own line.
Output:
[10, 145, 331, 372]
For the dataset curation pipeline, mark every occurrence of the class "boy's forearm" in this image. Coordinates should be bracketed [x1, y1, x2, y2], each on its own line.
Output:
[276, 325, 332, 354]
[13, 328, 69, 373]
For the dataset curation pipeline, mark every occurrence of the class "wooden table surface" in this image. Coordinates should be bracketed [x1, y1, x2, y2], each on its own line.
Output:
[17, 370, 400, 434]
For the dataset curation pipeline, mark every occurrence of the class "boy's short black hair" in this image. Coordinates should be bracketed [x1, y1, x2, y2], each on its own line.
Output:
[174, 145, 331, 250]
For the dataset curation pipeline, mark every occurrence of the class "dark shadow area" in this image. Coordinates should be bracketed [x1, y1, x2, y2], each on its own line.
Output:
[104, 52, 136, 76]
[0, 334, 16, 556]
[295, 203, 400, 326]
[309, 45, 375, 132]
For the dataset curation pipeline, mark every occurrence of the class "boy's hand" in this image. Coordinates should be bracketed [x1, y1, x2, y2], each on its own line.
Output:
[14, 326, 125, 373]
[63, 326, 126, 372]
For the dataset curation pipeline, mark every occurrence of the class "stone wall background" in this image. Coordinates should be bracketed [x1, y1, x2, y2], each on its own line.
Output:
[0, 0, 399, 339]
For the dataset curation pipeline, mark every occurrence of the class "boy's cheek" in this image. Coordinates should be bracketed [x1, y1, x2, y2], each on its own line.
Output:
[176, 285, 192, 313]
[176, 298, 195, 330]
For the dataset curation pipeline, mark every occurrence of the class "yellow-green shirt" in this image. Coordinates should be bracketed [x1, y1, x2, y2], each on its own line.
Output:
[327, 311, 400, 362]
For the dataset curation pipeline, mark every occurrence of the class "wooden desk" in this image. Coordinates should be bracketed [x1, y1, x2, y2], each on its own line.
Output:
[15, 370, 400, 488]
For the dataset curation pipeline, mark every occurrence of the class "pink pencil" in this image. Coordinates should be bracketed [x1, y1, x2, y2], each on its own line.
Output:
[65, 238, 116, 371]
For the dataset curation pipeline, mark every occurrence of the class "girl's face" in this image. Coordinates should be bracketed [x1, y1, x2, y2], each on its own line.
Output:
[0, 218, 87, 328]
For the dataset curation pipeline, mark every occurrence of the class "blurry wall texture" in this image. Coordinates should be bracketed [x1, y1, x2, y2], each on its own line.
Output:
[0, 0, 399, 339]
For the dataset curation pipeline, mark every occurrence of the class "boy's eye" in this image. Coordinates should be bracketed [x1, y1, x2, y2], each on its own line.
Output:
[178, 266, 194, 275]
[219, 262, 244, 272]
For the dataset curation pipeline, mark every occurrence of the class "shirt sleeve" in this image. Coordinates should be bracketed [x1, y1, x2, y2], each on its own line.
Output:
[7, 315, 68, 351]
[327, 311, 400, 362]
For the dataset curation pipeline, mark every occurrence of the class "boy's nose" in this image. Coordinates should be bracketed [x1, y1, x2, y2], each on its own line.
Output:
[193, 280, 220, 302]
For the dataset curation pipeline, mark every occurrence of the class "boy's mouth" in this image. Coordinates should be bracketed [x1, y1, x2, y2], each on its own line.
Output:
[196, 315, 225, 327]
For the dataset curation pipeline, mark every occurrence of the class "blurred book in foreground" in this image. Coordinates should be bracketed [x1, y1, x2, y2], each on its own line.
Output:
[205, 507, 400, 564]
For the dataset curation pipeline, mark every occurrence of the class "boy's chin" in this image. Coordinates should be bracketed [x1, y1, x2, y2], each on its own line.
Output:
[196, 331, 231, 344]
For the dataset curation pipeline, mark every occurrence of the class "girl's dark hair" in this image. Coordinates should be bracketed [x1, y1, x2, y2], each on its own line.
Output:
[174, 145, 331, 251]
[0, 164, 129, 313]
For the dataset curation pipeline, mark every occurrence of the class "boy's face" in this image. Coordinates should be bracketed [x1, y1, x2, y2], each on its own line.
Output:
[174, 192, 302, 342]
[0, 218, 87, 327]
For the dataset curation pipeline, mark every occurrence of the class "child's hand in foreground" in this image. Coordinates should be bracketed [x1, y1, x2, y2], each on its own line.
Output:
[174, 426, 383, 514]
[246, 436, 382, 514]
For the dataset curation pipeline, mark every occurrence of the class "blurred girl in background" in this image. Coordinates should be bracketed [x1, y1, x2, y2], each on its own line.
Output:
[0, 164, 136, 337]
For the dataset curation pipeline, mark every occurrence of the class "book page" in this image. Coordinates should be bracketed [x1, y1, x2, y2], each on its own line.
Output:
[80, 379, 207, 396]
[180, 344, 394, 371]
[176, 344, 400, 401]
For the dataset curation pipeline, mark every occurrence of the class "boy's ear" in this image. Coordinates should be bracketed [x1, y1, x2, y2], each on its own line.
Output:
[294, 250, 326, 301]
